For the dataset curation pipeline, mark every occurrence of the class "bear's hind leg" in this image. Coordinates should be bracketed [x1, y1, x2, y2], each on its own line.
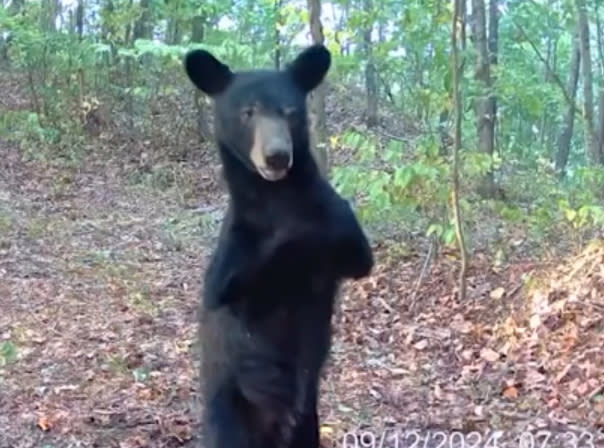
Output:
[204, 383, 257, 448]
[288, 405, 320, 448]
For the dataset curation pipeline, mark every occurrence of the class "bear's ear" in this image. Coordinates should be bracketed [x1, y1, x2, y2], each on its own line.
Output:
[184, 49, 233, 96]
[286, 44, 331, 93]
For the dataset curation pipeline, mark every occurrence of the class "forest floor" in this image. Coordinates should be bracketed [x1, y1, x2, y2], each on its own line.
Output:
[1, 73, 604, 448]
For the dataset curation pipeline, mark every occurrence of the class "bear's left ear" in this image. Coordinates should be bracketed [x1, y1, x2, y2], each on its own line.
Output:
[184, 49, 233, 96]
[286, 44, 331, 93]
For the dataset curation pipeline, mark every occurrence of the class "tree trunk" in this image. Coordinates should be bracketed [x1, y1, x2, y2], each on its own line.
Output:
[439, 0, 467, 156]
[363, 0, 378, 127]
[438, 109, 450, 156]
[0, 0, 24, 64]
[76, 0, 84, 40]
[487, 0, 499, 158]
[168, 20, 182, 45]
[576, 0, 600, 164]
[166, 15, 182, 45]
[595, 11, 604, 163]
[41, 0, 60, 32]
[191, 14, 211, 144]
[133, 0, 152, 41]
[596, 91, 604, 163]
[451, 0, 468, 301]
[540, 29, 552, 147]
[472, 0, 497, 197]
[274, 0, 282, 69]
[192, 15, 205, 42]
[101, 0, 114, 42]
[555, 28, 581, 174]
[163, 0, 182, 45]
[306, 0, 329, 177]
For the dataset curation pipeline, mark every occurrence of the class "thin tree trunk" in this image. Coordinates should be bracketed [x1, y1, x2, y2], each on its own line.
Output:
[76, 0, 84, 39]
[167, 18, 182, 44]
[306, 0, 329, 177]
[540, 33, 552, 147]
[555, 27, 581, 174]
[133, 0, 152, 40]
[596, 92, 604, 163]
[438, 0, 468, 156]
[164, 0, 182, 45]
[595, 11, 604, 162]
[191, 14, 211, 143]
[363, 0, 378, 127]
[41, 0, 60, 32]
[101, 0, 114, 41]
[192, 15, 205, 42]
[488, 0, 499, 159]
[451, 0, 468, 301]
[75, 0, 85, 115]
[274, 0, 282, 69]
[576, 0, 600, 164]
[472, 0, 497, 197]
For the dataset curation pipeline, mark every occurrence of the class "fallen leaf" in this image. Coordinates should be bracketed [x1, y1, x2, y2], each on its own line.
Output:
[490, 287, 505, 300]
[461, 349, 474, 361]
[413, 339, 428, 350]
[502, 385, 518, 399]
[529, 314, 541, 329]
[525, 369, 546, 386]
[434, 383, 444, 400]
[573, 381, 589, 396]
[474, 405, 485, 417]
[480, 347, 500, 362]
[37, 416, 52, 431]
[501, 316, 518, 336]
[555, 364, 572, 383]
[320, 425, 334, 436]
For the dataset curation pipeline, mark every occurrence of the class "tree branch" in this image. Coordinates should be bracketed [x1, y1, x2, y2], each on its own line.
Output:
[509, 16, 584, 120]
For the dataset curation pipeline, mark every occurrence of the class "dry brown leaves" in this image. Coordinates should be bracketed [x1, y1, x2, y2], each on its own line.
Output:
[319, 242, 604, 447]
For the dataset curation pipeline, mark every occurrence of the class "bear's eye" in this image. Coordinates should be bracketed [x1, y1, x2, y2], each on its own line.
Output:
[282, 107, 297, 119]
[241, 107, 255, 121]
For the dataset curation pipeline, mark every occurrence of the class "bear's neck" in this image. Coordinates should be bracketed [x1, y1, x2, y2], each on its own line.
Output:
[217, 141, 320, 209]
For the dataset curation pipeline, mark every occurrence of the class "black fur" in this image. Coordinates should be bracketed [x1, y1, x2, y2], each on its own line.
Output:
[185, 44, 374, 448]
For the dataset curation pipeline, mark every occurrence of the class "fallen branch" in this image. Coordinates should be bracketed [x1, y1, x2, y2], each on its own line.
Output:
[409, 236, 435, 309]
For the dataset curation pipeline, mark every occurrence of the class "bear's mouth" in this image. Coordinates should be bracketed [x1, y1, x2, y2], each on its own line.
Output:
[257, 167, 288, 181]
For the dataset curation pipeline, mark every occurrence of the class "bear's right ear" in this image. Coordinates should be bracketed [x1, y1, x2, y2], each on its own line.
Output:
[287, 44, 331, 93]
[184, 49, 233, 96]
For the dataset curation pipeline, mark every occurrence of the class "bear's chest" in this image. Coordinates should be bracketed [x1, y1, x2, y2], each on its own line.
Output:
[236, 275, 337, 359]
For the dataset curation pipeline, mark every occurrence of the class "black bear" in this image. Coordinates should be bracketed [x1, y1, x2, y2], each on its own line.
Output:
[184, 44, 374, 448]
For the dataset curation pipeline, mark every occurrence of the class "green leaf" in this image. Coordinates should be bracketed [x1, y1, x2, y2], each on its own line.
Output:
[0, 341, 17, 366]
[426, 223, 444, 237]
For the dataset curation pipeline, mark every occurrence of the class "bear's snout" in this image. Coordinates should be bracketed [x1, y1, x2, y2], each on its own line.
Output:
[250, 115, 293, 181]
[265, 150, 291, 171]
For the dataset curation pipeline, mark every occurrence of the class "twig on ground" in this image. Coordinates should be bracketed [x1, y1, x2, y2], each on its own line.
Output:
[507, 282, 524, 299]
[189, 204, 221, 214]
[409, 237, 435, 310]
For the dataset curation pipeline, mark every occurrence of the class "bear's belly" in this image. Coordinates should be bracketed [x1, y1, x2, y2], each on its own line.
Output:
[238, 272, 337, 363]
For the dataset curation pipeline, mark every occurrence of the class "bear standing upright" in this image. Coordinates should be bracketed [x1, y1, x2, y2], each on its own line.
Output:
[183, 44, 374, 448]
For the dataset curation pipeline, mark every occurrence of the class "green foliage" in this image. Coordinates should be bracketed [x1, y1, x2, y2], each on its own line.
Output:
[1, 0, 603, 257]
[332, 125, 604, 251]
[132, 366, 151, 383]
[0, 341, 17, 366]
[332, 130, 453, 244]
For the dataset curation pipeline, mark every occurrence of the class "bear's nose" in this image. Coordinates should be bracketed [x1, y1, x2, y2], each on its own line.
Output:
[265, 151, 291, 171]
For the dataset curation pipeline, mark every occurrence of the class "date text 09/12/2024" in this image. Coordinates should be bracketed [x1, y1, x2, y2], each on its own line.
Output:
[339, 429, 602, 448]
